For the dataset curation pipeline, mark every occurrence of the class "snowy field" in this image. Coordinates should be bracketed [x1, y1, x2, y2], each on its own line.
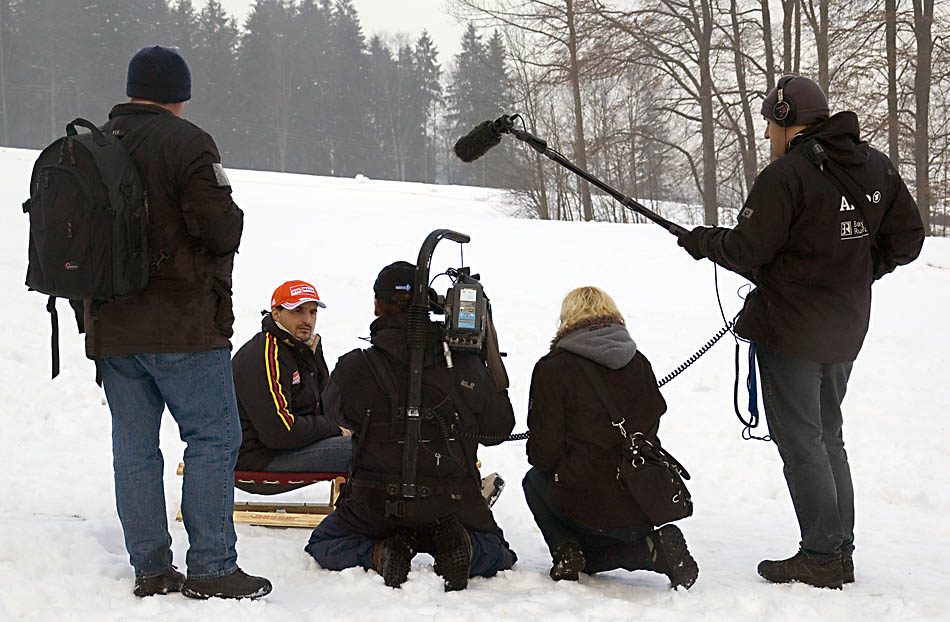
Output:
[1, 145, 948, 621]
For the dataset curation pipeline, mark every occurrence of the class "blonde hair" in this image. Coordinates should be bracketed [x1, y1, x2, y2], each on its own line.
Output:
[556, 286, 625, 339]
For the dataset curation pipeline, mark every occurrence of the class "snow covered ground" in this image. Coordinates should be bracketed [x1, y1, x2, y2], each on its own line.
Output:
[1, 145, 948, 621]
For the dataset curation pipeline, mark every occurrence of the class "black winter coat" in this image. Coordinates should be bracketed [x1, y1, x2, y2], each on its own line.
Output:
[527, 322, 667, 530]
[232, 315, 338, 471]
[85, 103, 243, 357]
[324, 314, 515, 538]
[693, 112, 924, 363]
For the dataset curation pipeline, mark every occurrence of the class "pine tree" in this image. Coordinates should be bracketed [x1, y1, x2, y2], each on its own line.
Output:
[289, 0, 333, 175]
[407, 30, 442, 183]
[448, 24, 512, 187]
[326, 0, 369, 177]
[189, 0, 241, 160]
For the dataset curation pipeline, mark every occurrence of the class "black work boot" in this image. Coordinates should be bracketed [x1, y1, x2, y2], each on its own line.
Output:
[133, 567, 185, 597]
[373, 529, 416, 588]
[757, 550, 843, 589]
[181, 568, 272, 600]
[648, 525, 699, 590]
[842, 552, 854, 584]
[426, 516, 473, 592]
[549, 541, 586, 581]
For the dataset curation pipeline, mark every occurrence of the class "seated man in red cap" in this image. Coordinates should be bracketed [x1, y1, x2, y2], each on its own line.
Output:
[232, 280, 351, 473]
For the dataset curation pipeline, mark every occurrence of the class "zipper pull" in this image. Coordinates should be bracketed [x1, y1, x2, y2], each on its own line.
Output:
[434, 452, 441, 467]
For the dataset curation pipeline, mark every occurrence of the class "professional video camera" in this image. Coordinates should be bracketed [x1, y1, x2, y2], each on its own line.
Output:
[387, 229, 508, 514]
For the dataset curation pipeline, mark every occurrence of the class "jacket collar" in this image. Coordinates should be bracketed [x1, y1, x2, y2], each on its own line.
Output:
[108, 102, 175, 120]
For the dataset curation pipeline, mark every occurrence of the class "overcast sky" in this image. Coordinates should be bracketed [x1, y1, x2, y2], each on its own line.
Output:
[216, 0, 467, 63]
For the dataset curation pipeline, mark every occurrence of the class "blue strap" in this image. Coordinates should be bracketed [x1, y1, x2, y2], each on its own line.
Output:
[747, 342, 759, 419]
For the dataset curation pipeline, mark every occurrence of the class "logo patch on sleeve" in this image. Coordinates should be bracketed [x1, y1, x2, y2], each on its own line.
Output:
[292, 371, 301, 385]
[212, 162, 231, 187]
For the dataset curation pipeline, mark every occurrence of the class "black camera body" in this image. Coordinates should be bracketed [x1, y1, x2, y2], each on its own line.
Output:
[441, 268, 488, 353]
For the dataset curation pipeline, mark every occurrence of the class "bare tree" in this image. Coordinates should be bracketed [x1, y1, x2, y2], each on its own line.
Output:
[451, 0, 598, 220]
[912, 0, 933, 233]
[0, 0, 10, 144]
[592, 0, 721, 224]
[886, 0, 900, 164]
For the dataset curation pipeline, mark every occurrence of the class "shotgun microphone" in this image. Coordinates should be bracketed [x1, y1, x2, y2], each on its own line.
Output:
[453, 115, 513, 162]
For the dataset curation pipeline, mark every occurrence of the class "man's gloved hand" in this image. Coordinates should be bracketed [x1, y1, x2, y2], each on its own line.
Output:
[677, 226, 710, 260]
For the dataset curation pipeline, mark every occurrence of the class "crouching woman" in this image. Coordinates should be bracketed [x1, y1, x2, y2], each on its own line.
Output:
[523, 286, 698, 588]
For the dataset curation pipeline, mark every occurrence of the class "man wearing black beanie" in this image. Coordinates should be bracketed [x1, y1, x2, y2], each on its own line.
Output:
[88, 45, 271, 600]
[677, 75, 924, 588]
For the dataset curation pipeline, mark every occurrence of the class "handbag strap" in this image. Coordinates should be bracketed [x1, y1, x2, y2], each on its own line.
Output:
[578, 357, 691, 480]
[577, 358, 629, 438]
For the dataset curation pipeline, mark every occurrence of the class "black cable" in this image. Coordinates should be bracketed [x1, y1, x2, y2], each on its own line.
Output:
[714, 264, 770, 442]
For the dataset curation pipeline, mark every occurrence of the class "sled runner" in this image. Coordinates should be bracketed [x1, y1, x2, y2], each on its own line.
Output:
[175, 462, 346, 528]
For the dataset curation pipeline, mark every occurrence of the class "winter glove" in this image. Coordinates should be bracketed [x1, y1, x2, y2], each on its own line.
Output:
[677, 226, 710, 261]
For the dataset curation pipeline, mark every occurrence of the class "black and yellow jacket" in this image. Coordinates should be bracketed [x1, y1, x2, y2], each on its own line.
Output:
[232, 314, 339, 470]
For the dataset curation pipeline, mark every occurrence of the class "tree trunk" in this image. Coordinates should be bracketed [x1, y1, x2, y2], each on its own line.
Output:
[886, 0, 899, 165]
[794, 0, 801, 73]
[732, 0, 758, 192]
[565, 0, 594, 221]
[0, 0, 8, 145]
[699, 0, 717, 224]
[781, 0, 793, 72]
[760, 0, 776, 88]
[912, 0, 933, 233]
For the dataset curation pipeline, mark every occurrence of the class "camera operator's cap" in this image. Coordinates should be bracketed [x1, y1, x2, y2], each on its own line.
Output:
[126, 46, 192, 103]
[374, 261, 415, 302]
[761, 75, 829, 126]
[271, 280, 326, 310]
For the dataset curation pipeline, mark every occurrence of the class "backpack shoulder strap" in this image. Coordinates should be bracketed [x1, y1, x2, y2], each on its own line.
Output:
[120, 114, 168, 156]
[360, 347, 401, 421]
[801, 138, 880, 242]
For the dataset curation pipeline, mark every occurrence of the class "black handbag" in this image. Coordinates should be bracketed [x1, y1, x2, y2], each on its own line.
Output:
[579, 359, 693, 526]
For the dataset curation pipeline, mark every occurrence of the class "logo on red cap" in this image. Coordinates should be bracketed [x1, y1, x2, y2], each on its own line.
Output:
[271, 280, 326, 309]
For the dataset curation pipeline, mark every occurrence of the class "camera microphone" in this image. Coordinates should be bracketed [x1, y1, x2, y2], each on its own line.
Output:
[453, 115, 512, 163]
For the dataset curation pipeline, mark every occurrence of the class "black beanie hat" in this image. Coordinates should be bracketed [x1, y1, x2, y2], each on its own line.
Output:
[126, 46, 192, 103]
[761, 75, 829, 127]
[374, 261, 415, 302]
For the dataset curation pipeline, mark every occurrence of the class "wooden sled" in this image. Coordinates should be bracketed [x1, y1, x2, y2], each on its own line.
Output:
[175, 462, 346, 528]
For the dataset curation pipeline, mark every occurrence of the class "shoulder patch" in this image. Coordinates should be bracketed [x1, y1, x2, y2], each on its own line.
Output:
[212, 162, 231, 187]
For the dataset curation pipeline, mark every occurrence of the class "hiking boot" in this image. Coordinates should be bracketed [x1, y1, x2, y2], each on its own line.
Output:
[133, 567, 185, 597]
[648, 525, 699, 590]
[549, 541, 586, 581]
[842, 552, 854, 584]
[481, 473, 506, 508]
[181, 568, 272, 600]
[757, 550, 843, 589]
[426, 516, 473, 592]
[373, 529, 416, 588]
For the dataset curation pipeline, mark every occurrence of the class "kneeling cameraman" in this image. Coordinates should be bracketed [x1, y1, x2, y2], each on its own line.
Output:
[306, 261, 517, 591]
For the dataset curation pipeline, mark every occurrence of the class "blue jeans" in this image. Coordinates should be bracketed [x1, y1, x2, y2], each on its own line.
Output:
[306, 512, 516, 578]
[265, 435, 352, 472]
[756, 344, 855, 559]
[102, 348, 241, 579]
[522, 467, 653, 573]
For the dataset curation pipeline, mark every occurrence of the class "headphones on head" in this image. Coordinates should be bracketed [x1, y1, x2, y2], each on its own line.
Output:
[772, 75, 797, 127]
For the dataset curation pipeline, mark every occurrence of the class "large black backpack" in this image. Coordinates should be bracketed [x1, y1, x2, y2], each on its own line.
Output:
[23, 116, 162, 378]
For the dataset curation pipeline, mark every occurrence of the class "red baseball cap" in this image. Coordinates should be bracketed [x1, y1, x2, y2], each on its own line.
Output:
[271, 280, 326, 309]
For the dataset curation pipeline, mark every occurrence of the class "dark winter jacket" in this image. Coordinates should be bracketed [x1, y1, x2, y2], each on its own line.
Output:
[324, 313, 515, 538]
[691, 112, 924, 363]
[527, 321, 667, 530]
[232, 314, 339, 471]
[85, 103, 243, 357]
